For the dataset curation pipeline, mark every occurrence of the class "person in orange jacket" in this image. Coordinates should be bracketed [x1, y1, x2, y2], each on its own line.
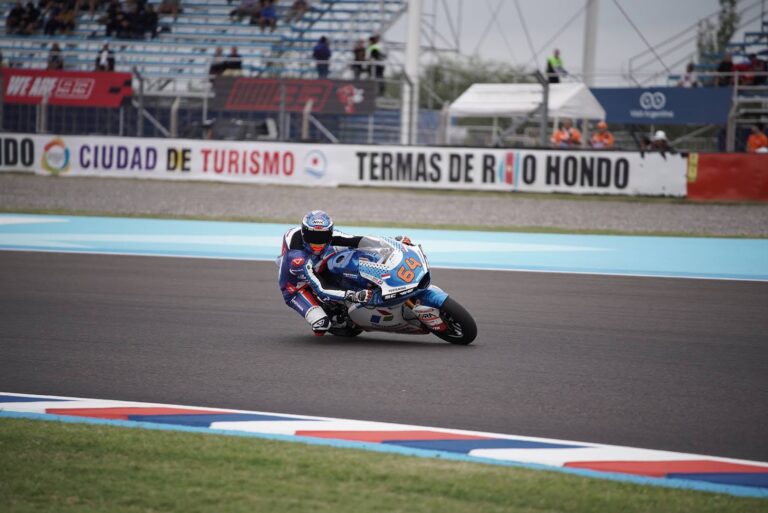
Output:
[551, 118, 582, 148]
[746, 123, 768, 153]
[590, 121, 615, 149]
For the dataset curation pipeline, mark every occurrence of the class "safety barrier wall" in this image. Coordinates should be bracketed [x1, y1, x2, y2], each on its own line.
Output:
[687, 153, 768, 202]
[0, 133, 688, 196]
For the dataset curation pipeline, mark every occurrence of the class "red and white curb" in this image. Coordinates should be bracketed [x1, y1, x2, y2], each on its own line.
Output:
[2, 392, 766, 498]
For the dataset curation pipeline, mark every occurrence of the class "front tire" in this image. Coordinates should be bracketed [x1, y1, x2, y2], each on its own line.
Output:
[433, 297, 477, 345]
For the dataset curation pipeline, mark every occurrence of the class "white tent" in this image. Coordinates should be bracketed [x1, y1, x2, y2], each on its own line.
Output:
[448, 83, 605, 120]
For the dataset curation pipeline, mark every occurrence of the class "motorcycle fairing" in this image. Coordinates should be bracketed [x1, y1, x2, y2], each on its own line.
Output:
[345, 285, 448, 333]
[356, 238, 429, 301]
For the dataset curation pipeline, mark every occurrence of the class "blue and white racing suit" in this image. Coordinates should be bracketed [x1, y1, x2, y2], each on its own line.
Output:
[277, 227, 381, 333]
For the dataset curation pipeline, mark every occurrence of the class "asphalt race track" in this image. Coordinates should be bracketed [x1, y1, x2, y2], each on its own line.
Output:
[1, 251, 767, 462]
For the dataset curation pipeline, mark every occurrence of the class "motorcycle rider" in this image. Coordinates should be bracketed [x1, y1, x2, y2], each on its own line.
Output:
[278, 210, 411, 336]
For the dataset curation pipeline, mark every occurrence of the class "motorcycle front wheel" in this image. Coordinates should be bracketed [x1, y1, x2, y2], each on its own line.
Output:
[433, 297, 477, 345]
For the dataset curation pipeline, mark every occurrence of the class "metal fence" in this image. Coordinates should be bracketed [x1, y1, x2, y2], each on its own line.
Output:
[0, 68, 444, 145]
[2, 67, 767, 153]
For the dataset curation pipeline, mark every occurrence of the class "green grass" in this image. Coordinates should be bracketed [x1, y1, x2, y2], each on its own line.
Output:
[0, 418, 764, 513]
[2, 207, 766, 239]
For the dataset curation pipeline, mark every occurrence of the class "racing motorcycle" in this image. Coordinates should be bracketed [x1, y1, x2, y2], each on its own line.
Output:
[318, 237, 477, 345]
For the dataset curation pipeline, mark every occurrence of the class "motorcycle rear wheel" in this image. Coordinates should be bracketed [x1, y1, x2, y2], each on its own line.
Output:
[433, 297, 477, 345]
[329, 326, 363, 337]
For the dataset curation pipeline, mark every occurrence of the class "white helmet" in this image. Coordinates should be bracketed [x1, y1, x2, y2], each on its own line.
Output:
[652, 130, 667, 141]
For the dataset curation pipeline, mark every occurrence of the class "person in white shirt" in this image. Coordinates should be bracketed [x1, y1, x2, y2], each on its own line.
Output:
[677, 62, 700, 88]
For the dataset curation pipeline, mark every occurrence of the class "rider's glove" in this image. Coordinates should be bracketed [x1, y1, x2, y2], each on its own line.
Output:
[345, 289, 373, 304]
[395, 235, 413, 245]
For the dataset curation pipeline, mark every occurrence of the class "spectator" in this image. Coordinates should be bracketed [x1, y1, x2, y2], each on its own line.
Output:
[209, 46, 226, 77]
[100, 0, 118, 24]
[677, 62, 700, 88]
[230, 0, 257, 22]
[43, 2, 63, 36]
[648, 130, 674, 152]
[47, 42, 64, 70]
[86, 0, 109, 19]
[19, 1, 41, 35]
[312, 36, 331, 78]
[551, 118, 582, 148]
[351, 38, 366, 80]
[56, 2, 76, 35]
[202, 119, 215, 140]
[223, 46, 242, 75]
[6, 1, 25, 34]
[367, 34, 386, 95]
[139, 3, 158, 38]
[747, 53, 767, 86]
[285, 0, 308, 23]
[114, 10, 132, 38]
[746, 124, 768, 153]
[716, 53, 733, 87]
[590, 121, 614, 149]
[94, 42, 115, 70]
[157, 0, 180, 19]
[546, 49, 565, 84]
[259, 0, 276, 33]
[127, 3, 144, 38]
[102, 0, 126, 37]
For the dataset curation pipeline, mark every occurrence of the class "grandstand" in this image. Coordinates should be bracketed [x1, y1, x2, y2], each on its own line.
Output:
[0, 0, 417, 140]
[0, 0, 405, 91]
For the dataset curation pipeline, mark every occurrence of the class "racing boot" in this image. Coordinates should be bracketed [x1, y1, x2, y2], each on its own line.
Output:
[411, 304, 447, 332]
[306, 305, 331, 336]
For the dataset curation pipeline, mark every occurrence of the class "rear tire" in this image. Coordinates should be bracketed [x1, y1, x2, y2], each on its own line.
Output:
[329, 326, 363, 337]
[326, 305, 362, 337]
[433, 297, 477, 345]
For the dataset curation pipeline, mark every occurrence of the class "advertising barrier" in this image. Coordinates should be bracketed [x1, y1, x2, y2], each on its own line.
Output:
[0, 134, 328, 186]
[348, 147, 686, 196]
[0, 68, 132, 107]
[211, 77, 376, 115]
[0, 133, 688, 196]
[687, 153, 768, 201]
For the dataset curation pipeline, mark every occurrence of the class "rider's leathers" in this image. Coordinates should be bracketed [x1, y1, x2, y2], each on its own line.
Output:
[277, 227, 381, 330]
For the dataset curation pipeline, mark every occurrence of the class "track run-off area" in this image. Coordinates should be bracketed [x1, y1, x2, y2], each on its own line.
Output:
[0, 214, 767, 497]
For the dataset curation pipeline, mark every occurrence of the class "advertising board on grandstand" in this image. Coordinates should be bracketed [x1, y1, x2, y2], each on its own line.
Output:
[0, 68, 132, 107]
[0, 133, 687, 196]
[590, 87, 732, 126]
[211, 77, 376, 115]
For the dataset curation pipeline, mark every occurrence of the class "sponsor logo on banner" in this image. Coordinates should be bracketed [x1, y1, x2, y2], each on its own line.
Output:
[335, 84, 365, 114]
[211, 77, 376, 114]
[354, 150, 652, 193]
[2, 69, 132, 107]
[541, 155, 629, 189]
[0, 136, 35, 168]
[200, 148, 294, 175]
[304, 150, 327, 178]
[41, 138, 70, 175]
[498, 152, 517, 187]
[687, 153, 699, 183]
[79, 144, 158, 171]
[631, 90, 674, 120]
[591, 87, 731, 125]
